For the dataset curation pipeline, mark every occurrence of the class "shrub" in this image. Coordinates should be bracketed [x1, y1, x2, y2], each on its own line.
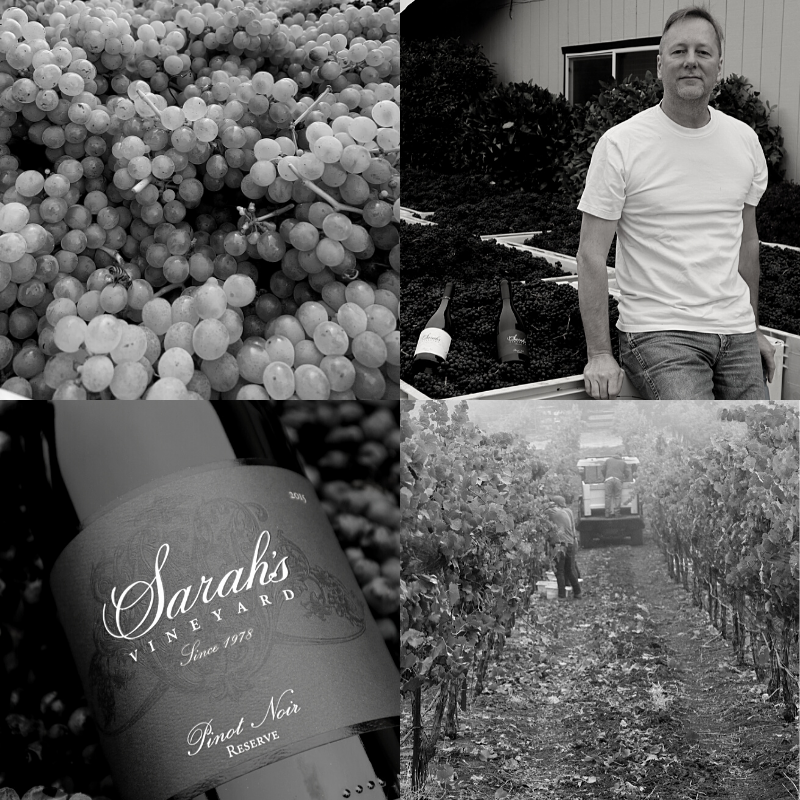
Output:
[756, 181, 800, 247]
[458, 83, 575, 192]
[403, 38, 497, 172]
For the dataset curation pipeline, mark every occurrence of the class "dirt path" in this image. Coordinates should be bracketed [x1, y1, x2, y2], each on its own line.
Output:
[404, 538, 797, 800]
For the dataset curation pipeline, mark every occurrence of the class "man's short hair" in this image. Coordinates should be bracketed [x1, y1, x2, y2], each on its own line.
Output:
[661, 6, 724, 57]
[549, 495, 566, 507]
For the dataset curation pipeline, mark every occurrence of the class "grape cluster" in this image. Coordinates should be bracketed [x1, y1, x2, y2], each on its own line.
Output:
[524, 228, 617, 268]
[0, 0, 400, 399]
[402, 276, 621, 398]
[401, 220, 564, 282]
[403, 167, 585, 237]
[279, 400, 400, 643]
[756, 244, 800, 336]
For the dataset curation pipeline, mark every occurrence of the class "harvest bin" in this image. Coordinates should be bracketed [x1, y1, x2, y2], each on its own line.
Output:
[403, 230, 797, 400]
[401, 330, 788, 401]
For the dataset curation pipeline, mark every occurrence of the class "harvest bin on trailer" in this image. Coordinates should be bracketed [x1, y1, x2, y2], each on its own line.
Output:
[401, 234, 795, 401]
[576, 456, 644, 547]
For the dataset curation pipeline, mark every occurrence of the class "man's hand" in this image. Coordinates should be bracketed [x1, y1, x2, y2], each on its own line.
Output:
[756, 330, 776, 383]
[584, 353, 625, 400]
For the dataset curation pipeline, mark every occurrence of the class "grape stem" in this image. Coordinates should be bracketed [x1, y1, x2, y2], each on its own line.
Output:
[286, 163, 363, 216]
[291, 85, 332, 129]
[136, 88, 165, 125]
[153, 283, 184, 299]
[97, 246, 125, 267]
[132, 176, 152, 194]
[255, 203, 295, 222]
[236, 203, 295, 234]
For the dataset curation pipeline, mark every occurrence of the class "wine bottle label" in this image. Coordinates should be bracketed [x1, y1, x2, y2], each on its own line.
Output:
[49, 462, 399, 800]
[414, 328, 451, 359]
[497, 331, 529, 360]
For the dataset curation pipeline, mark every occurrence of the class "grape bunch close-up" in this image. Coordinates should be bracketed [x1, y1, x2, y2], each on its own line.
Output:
[0, 399, 400, 800]
[0, 0, 400, 400]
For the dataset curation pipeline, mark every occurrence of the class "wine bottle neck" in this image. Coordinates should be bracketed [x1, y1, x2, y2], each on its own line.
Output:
[54, 402, 235, 524]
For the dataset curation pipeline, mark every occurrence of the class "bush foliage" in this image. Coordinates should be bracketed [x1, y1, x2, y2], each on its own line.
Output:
[458, 82, 575, 193]
[402, 38, 497, 172]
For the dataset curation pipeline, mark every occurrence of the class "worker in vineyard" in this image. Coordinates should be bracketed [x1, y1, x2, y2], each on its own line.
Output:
[577, 5, 775, 400]
[545, 496, 582, 600]
[602, 454, 631, 516]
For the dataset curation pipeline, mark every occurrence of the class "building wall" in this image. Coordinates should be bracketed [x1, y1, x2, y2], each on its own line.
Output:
[446, 0, 800, 184]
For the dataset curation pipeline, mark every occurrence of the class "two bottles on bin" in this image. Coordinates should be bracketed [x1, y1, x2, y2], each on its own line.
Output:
[412, 279, 528, 371]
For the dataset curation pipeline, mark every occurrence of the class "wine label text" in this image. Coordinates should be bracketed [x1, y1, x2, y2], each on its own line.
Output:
[186, 689, 301, 758]
[103, 530, 288, 642]
[414, 328, 451, 359]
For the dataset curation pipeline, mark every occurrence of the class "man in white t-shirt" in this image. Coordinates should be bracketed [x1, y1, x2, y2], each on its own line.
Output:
[577, 6, 775, 400]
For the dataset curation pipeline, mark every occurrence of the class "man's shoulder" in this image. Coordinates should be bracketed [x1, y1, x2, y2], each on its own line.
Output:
[711, 107, 761, 140]
[602, 105, 661, 141]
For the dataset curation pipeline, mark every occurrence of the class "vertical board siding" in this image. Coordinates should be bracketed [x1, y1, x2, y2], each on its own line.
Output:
[569, 0, 580, 44]
[649, 0, 664, 36]
[760, 2, 783, 110]
[778, 0, 800, 182]
[578, 0, 591, 44]
[600, 0, 614, 42]
[451, 0, 799, 182]
[724, 0, 745, 77]
[611, 0, 625, 37]
[540, 1, 551, 92]
[559, 1, 570, 93]
[636, 0, 650, 38]
[624, 0, 638, 39]
[589, 0, 602, 47]
[741, 1, 764, 86]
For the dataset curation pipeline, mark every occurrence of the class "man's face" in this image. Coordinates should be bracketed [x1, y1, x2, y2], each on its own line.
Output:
[657, 17, 722, 104]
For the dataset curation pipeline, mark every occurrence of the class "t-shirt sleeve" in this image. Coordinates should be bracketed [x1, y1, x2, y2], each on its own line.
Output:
[577, 133, 626, 220]
[744, 130, 768, 206]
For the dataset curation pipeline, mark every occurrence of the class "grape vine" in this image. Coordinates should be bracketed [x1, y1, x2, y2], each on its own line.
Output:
[400, 399, 563, 788]
[616, 402, 799, 718]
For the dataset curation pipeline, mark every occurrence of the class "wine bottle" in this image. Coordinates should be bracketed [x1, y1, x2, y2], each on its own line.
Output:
[412, 282, 454, 373]
[18, 402, 400, 800]
[496, 279, 529, 363]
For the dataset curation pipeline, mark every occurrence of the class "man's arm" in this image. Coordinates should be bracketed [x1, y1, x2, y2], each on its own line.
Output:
[738, 203, 775, 381]
[577, 212, 625, 399]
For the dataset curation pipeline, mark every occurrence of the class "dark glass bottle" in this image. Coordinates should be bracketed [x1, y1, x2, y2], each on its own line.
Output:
[412, 282, 454, 373]
[496, 279, 529, 363]
[16, 401, 400, 800]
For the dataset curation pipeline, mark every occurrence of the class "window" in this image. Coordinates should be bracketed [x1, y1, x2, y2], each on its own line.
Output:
[617, 49, 658, 82]
[564, 39, 659, 104]
[569, 54, 613, 106]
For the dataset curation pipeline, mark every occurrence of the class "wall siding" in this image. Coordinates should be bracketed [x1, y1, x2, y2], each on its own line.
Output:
[449, 0, 800, 183]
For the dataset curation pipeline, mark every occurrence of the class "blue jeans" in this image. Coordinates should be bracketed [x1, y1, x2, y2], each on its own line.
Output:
[604, 477, 622, 515]
[618, 330, 765, 400]
[554, 545, 581, 599]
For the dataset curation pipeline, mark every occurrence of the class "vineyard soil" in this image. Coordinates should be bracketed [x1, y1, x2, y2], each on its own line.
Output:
[402, 539, 797, 800]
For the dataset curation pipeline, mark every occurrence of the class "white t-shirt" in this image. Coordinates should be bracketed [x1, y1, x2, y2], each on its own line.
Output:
[578, 104, 768, 333]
